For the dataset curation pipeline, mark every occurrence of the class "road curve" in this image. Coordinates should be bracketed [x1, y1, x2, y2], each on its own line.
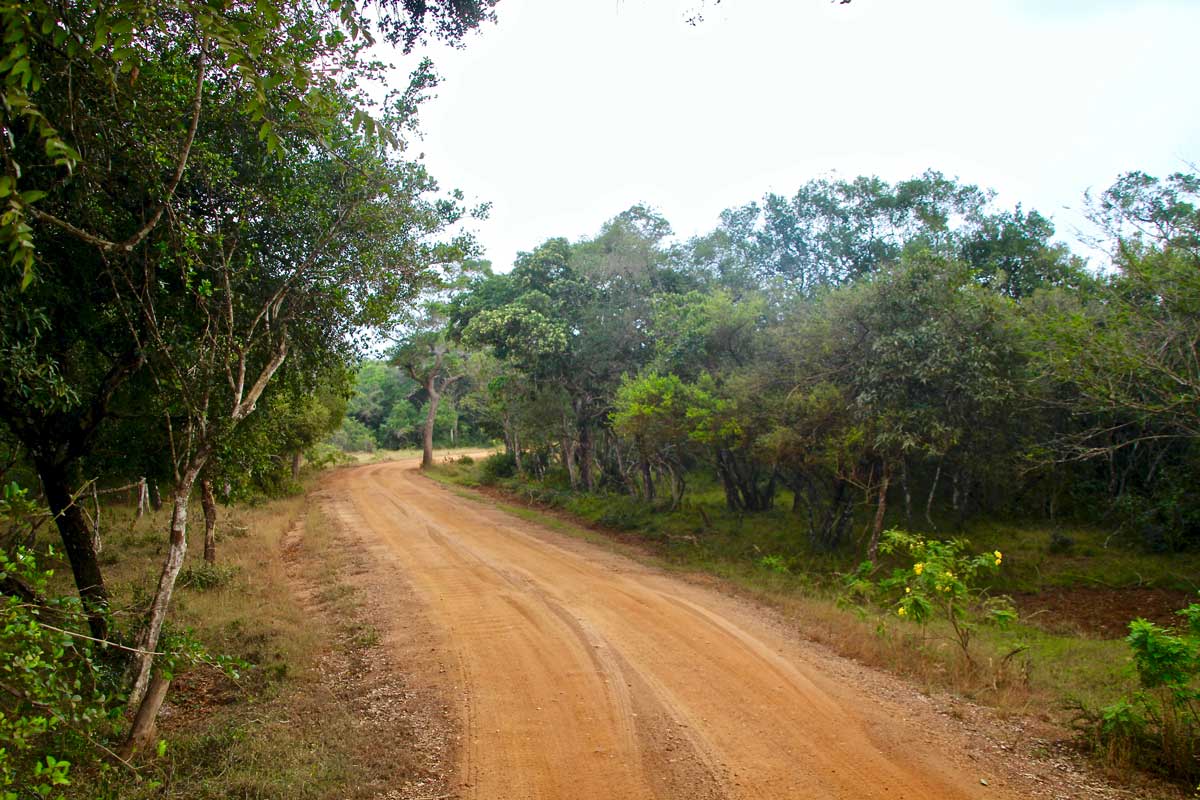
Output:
[319, 459, 1014, 800]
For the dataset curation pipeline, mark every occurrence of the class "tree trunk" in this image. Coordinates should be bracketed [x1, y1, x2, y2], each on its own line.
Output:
[136, 478, 148, 520]
[716, 449, 741, 511]
[35, 459, 109, 640]
[421, 377, 439, 469]
[900, 458, 912, 525]
[148, 480, 162, 511]
[867, 462, 891, 561]
[666, 462, 686, 510]
[511, 426, 523, 473]
[126, 455, 205, 713]
[636, 437, 655, 502]
[200, 477, 217, 564]
[118, 671, 170, 761]
[925, 463, 941, 529]
[562, 429, 579, 488]
[291, 450, 301, 480]
[577, 423, 593, 491]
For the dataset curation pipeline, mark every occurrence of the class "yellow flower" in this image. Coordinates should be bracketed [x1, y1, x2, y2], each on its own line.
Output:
[994, 550, 1002, 560]
[913, 563, 924, 575]
[897, 606, 907, 616]
[905, 586, 911, 594]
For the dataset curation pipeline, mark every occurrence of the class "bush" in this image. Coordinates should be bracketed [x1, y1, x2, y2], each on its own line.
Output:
[179, 563, 239, 591]
[1083, 599, 1200, 783]
[304, 442, 353, 470]
[844, 529, 1016, 666]
[479, 452, 517, 484]
[0, 546, 114, 800]
[328, 418, 377, 453]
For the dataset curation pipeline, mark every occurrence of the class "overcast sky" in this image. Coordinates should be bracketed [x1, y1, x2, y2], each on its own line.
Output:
[401, 0, 1200, 271]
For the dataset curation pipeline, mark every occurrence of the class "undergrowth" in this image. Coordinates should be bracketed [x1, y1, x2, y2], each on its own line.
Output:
[430, 457, 1194, 789]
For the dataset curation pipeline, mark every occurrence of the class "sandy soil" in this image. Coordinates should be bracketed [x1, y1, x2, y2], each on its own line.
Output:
[315, 458, 1127, 800]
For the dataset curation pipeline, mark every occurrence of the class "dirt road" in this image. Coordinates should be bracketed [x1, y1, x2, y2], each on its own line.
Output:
[319, 459, 1020, 800]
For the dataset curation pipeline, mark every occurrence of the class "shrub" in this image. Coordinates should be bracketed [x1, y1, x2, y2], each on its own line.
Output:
[1083, 599, 1200, 783]
[758, 554, 789, 574]
[304, 442, 353, 470]
[0, 546, 113, 800]
[179, 563, 239, 591]
[844, 529, 1016, 666]
[479, 452, 517, 484]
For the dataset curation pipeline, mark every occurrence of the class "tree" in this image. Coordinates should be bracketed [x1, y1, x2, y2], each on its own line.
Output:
[611, 372, 697, 506]
[393, 323, 467, 468]
[1027, 173, 1200, 547]
[0, 0, 492, 637]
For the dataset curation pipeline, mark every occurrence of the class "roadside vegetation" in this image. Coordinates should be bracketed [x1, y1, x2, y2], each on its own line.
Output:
[431, 453, 1195, 790]
[0, 0, 494, 796]
[2, 0, 1196, 794]
[410, 169, 1200, 788]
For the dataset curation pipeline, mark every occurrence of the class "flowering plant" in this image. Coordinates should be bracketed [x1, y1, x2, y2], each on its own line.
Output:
[849, 528, 1016, 665]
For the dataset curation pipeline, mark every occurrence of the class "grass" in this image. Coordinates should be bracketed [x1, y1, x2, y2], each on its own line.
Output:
[427, 458, 1173, 726]
[45, 476, 418, 800]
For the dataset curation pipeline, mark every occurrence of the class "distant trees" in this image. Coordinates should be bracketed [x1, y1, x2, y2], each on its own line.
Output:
[445, 170, 1200, 554]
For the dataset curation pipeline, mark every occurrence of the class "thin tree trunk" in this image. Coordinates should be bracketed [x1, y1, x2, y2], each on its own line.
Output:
[126, 455, 205, 713]
[149, 480, 162, 511]
[291, 451, 302, 480]
[136, 478, 148, 520]
[118, 672, 170, 760]
[564, 431, 578, 489]
[36, 459, 108, 640]
[511, 426, 523, 473]
[200, 477, 217, 564]
[577, 423, 593, 491]
[421, 377, 439, 469]
[667, 462, 685, 510]
[901, 458, 912, 525]
[867, 462, 891, 561]
[636, 437, 654, 502]
[925, 463, 941, 529]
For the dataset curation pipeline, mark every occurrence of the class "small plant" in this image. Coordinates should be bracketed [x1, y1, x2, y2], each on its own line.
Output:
[1082, 599, 1200, 783]
[846, 528, 1016, 666]
[758, 554, 789, 574]
[179, 563, 238, 591]
[456, 454, 475, 465]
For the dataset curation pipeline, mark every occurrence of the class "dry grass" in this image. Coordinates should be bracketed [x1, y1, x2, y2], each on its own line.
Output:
[54, 481, 427, 800]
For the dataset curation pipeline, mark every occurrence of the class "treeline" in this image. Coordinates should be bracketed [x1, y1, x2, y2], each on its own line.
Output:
[442, 170, 1200, 554]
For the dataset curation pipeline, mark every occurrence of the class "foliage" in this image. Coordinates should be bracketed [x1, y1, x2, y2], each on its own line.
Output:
[846, 529, 1015, 665]
[478, 451, 517, 484]
[0, 545, 112, 800]
[330, 417, 379, 453]
[1084, 599, 1200, 782]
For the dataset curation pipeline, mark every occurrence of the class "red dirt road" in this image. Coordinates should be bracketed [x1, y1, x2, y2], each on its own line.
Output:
[319, 459, 1021, 800]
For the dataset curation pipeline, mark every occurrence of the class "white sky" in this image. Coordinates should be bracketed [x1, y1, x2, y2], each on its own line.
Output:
[400, 0, 1200, 271]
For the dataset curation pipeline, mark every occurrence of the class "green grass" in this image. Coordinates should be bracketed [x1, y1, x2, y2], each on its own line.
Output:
[426, 459, 1168, 724]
